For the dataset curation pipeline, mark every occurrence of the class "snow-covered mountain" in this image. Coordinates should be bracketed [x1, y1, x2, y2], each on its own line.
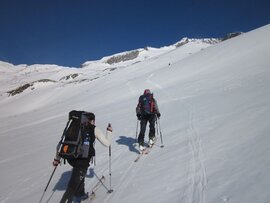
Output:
[82, 37, 220, 67]
[0, 37, 219, 101]
[0, 25, 270, 203]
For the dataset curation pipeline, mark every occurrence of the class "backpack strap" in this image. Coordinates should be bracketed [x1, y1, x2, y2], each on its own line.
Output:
[57, 118, 73, 152]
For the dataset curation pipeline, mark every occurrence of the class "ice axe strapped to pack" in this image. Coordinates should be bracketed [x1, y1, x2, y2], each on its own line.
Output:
[57, 110, 96, 160]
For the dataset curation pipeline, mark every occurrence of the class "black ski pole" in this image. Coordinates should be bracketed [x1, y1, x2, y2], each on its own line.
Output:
[158, 118, 164, 148]
[108, 145, 113, 193]
[39, 165, 58, 203]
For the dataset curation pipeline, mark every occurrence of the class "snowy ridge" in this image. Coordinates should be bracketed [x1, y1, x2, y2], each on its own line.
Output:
[174, 37, 220, 48]
[0, 24, 270, 203]
[82, 37, 219, 68]
[1, 37, 216, 97]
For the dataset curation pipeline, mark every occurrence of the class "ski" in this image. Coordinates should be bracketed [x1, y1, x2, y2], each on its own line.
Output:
[134, 148, 149, 162]
[134, 137, 159, 162]
[81, 175, 105, 203]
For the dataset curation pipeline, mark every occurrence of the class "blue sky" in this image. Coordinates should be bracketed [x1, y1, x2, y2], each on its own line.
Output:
[0, 0, 269, 67]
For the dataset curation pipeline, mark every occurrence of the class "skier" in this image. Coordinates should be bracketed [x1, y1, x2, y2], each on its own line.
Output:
[52, 113, 113, 203]
[136, 89, 161, 151]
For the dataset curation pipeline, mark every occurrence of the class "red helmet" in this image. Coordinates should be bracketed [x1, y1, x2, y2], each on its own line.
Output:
[144, 89, 151, 95]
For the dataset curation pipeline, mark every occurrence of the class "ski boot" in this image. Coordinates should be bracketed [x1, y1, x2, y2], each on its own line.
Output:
[148, 136, 156, 147]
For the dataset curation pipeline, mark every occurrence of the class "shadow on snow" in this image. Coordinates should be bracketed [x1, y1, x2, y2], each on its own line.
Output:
[116, 135, 140, 154]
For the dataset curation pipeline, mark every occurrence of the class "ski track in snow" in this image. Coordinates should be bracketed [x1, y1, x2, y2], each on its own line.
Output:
[186, 104, 207, 203]
[102, 149, 147, 202]
[146, 76, 208, 203]
[0, 114, 64, 136]
[146, 77, 192, 202]
[146, 73, 163, 89]
[80, 144, 142, 203]
[125, 81, 138, 96]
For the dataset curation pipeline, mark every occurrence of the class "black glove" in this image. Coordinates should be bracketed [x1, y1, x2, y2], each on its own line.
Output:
[52, 158, 60, 167]
[157, 113, 161, 118]
[137, 114, 141, 120]
[107, 123, 113, 132]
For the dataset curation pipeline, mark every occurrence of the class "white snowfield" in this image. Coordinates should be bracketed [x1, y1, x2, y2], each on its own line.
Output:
[0, 24, 270, 203]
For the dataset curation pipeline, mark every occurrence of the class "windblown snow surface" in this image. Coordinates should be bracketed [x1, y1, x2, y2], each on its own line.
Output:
[0, 24, 270, 203]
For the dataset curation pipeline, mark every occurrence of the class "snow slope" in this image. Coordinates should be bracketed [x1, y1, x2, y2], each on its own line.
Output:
[0, 25, 270, 203]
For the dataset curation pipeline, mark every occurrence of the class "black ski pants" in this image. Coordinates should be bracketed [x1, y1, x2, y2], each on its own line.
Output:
[60, 166, 87, 203]
[138, 114, 156, 144]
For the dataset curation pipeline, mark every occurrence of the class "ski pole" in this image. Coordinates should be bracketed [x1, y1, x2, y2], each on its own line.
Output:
[108, 145, 113, 193]
[158, 118, 164, 148]
[38, 165, 58, 203]
[155, 115, 159, 139]
[133, 119, 139, 146]
[135, 119, 139, 139]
